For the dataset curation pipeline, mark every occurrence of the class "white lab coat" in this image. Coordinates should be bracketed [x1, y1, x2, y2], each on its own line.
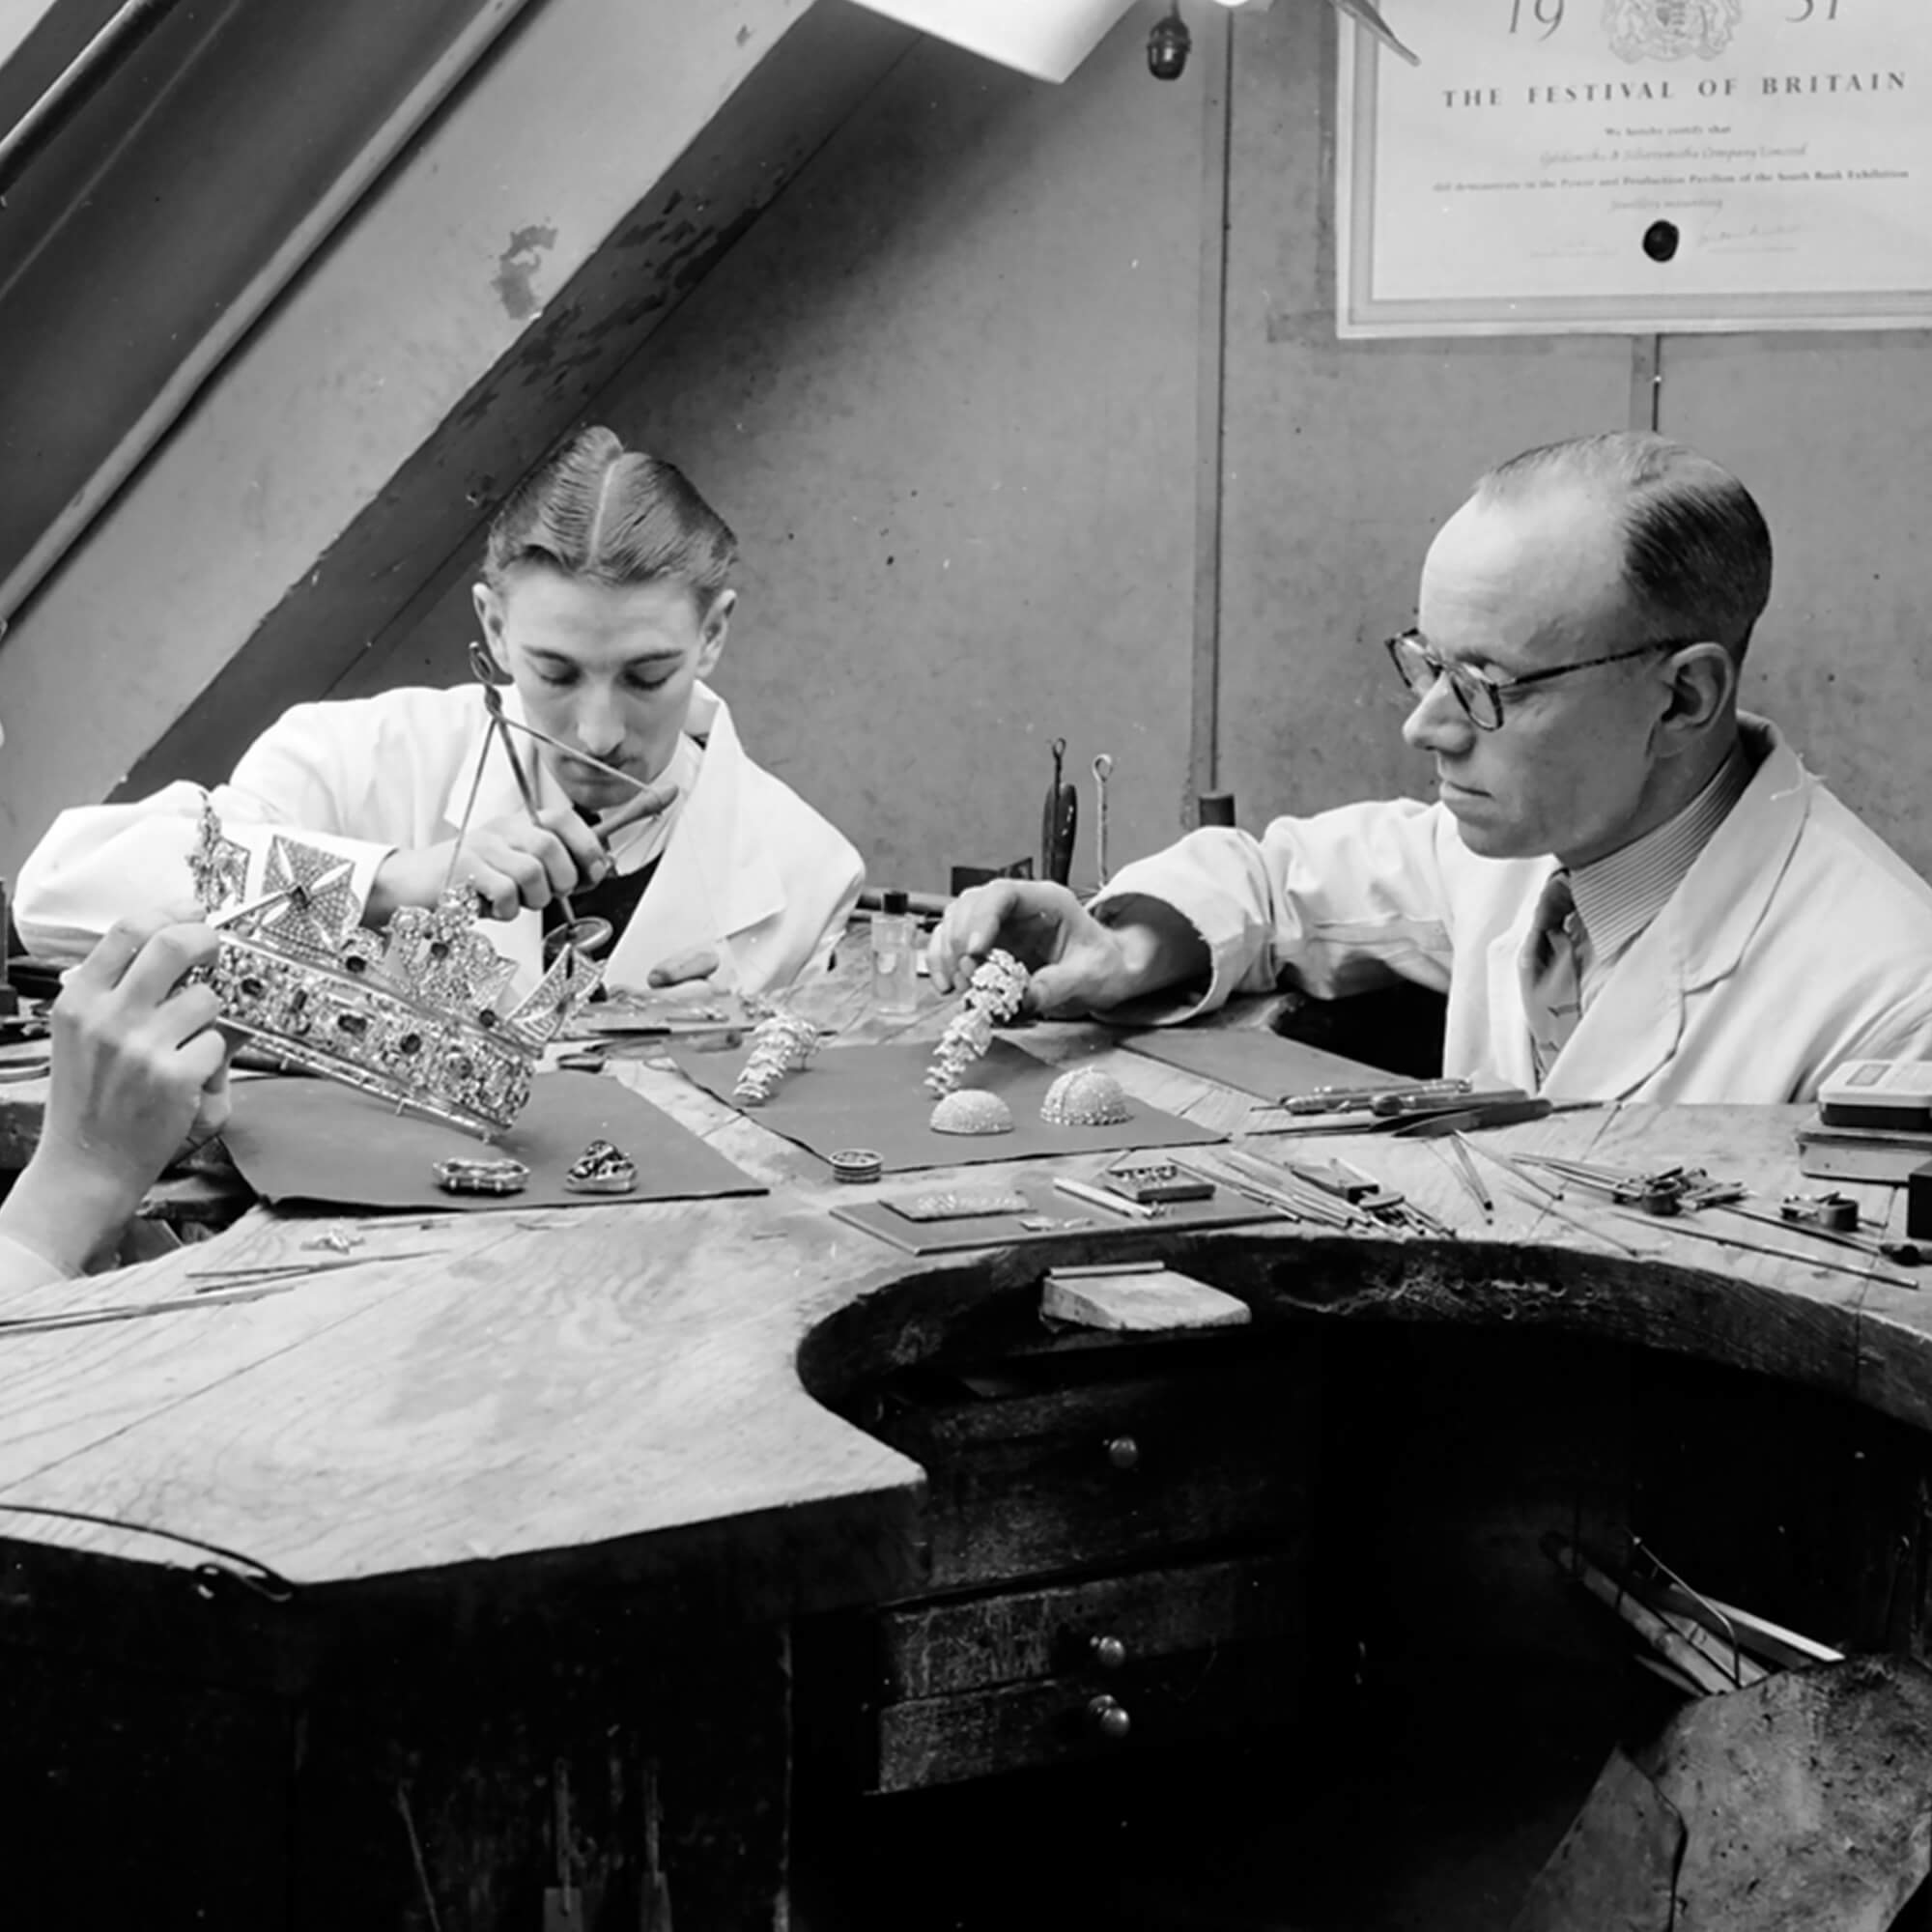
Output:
[17, 682, 866, 999]
[1097, 718, 1932, 1103]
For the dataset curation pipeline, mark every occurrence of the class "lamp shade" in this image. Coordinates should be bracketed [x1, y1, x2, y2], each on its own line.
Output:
[843, 0, 1140, 82]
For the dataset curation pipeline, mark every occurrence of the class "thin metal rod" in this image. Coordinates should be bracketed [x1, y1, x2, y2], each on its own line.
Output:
[1604, 1208, 1917, 1292]
[490, 709, 665, 797]
[481, 689, 583, 933]
[1708, 1200, 1920, 1267]
[439, 714, 497, 902]
[1187, 6, 1233, 812]
[1460, 1138, 1649, 1258]
[1445, 1132, 1494, 1216]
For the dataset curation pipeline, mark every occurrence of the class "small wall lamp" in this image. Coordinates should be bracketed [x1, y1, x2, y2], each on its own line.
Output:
[1153, 0, 1416, 80]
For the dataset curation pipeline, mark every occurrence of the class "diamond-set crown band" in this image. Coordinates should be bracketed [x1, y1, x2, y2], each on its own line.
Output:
[188, 807, 601, 1138]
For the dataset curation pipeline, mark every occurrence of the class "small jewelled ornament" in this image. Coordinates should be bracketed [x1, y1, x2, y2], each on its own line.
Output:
[1040, 1067, 1134, 1127]
[830, 1148, 884, 1184]
[564, 1139, 638, 1195]
[924, 949, 1030, 1097]
[889, 1188, 1031, 1222]
[929, 1090, 1016, 1136]
[434, 1154, 530, 1197]
[734, 1011, 821, 1106]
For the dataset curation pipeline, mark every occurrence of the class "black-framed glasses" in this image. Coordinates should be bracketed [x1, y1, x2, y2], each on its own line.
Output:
[1384, 629, 1689, 732]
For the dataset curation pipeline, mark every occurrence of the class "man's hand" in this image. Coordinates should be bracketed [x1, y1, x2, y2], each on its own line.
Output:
[926, 881, 1160, 1016]
[370, 808, 610, 924]
[4, 916, 234, 1276]
[368, 782, 680, 926]
[647, 947, 720, 990]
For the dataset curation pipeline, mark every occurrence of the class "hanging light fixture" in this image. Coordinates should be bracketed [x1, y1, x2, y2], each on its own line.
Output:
[1147, 7, 1191, 80]
[840, 0, 1138, 82]
[843, 0, 1417, 84]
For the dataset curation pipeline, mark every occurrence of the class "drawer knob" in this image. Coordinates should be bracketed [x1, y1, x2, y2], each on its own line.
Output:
[1089, 1634, 1128, 1672]
[1104, 1435, 1141, 1472]
[1088, 1694, 1132, 1742]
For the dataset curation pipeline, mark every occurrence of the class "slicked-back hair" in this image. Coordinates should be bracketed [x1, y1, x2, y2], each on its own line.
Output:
[1474, 431, 1772, 662]
[484, 426, 738, 611]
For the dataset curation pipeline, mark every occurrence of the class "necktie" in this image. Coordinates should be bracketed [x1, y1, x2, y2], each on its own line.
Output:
[1520, 868, 1582, 1085]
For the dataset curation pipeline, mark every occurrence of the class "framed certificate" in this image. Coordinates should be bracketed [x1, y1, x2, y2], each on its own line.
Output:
[1336, 0, 1932, 335]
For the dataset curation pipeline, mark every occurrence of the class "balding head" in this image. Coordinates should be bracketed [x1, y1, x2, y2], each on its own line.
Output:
[1472, 433, 1772, 662]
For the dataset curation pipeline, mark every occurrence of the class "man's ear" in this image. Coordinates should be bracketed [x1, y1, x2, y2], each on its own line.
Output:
[1657, 640, 1737, 744]
[696, 588, 735, 680]
[472, 582, 513, 681]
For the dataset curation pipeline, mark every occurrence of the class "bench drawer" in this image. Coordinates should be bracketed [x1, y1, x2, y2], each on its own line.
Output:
[866, 1548, 1309, 1790]
[876, 1353, 1319, 1591]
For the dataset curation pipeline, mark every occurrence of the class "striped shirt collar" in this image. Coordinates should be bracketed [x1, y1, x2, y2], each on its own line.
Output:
[1566, 736, 1756, 975]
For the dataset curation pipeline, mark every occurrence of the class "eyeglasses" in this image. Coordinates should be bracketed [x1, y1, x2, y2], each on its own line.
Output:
[1384, 629, 1690, 732]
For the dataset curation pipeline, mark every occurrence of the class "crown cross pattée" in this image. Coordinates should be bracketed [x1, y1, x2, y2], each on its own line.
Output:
[256, 837, 362, 956]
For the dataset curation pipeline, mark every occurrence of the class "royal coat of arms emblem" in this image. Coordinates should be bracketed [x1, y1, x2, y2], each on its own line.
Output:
[1605, 0, 1744, 62]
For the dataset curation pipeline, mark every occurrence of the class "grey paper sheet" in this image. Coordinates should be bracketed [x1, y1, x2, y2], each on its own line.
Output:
[222, 1069, 765, 1210]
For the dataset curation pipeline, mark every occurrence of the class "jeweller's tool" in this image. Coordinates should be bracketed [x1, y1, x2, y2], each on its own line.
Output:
[471, 677, 613, 962]
[1041, 737, 1078, 887]
[1604, 1206, 1918, 1292]
[1441, 1132, 1494, 1221]
[1778, 1190, 1861, 1234]
[1707, 1200, 1922, 1267]
[186, 1250, 439, 1290]
[1281, 1077, 1472, 1116]
[1269, 1150, 1450, 1236]
[1214, 1149, 1365, 1225]
[1054, 1176, 1163, 1222]
[1389, 1096, 1590, 1137]
[1456, 1138, 1651, 1259]
[1371, 1086, 1532, 1118]
[1512, 1154, 1743, 1218]
[465, 648, 671, 803]
[1092, 754, 1114, 889]
[1284, 1157, 1381, 1205]
[1166, 1154, 1312, 1222]
[0, 1284, 299, 1335]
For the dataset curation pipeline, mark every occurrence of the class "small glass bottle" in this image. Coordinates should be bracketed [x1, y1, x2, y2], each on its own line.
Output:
[870, 889, 920, 1016]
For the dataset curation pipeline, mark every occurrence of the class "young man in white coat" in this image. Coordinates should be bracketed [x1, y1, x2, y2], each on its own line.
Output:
[928, 433, 1932, 1104]
[17, 430, 865, 1000]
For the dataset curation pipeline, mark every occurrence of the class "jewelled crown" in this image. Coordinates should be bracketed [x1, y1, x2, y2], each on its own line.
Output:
[188, 808, 601, 1138]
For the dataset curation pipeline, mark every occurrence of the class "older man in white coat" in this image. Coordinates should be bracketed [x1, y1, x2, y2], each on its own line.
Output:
[18, 430, 864, 1000]
[929, 433, 1932, 1104]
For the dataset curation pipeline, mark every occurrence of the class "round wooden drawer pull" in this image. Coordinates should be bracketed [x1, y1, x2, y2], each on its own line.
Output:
[1089, 1634, 1128, 1671]
[1088, 1694, 1132, 1742]
[1103, 1435, 1141, 1472]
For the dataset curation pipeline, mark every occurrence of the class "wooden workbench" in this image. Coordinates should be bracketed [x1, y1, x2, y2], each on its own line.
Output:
[3, 986, 1931, 1928]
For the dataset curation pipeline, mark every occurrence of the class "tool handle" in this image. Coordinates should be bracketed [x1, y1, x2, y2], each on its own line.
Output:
[1041, 783, 1079, 886]
[1370, 1086, 1531, 1117]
